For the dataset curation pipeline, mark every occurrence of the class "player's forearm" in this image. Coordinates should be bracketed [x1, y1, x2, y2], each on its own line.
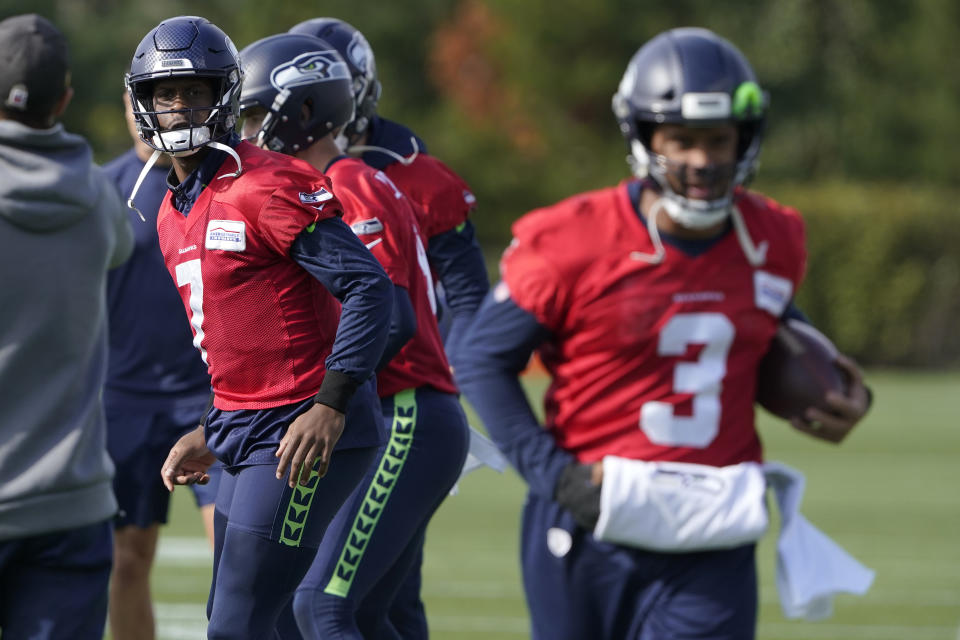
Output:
[292, 218, 394, 405]
[453, 292, 573, 498]
[458, 371, 573, 498]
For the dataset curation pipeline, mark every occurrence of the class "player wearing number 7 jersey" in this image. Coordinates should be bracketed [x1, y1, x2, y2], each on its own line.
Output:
[454, 28, 871, 640]
[237, 33, 469, 638]
[125, 17, 394, 639]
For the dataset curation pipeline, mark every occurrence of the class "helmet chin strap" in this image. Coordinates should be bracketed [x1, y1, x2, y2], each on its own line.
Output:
[630, 197, 668, 264]
[207, 141, 242, 179]
[658, 194, 730, 230]
[152, 126, 211, 157]
[127, 131, 243, 221]
[126, 149, 163, 222]
[631, 197, 767, 267]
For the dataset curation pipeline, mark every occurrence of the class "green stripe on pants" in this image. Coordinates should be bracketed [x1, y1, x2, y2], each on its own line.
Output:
[324, 389, 417, 597]
[279, 463, 322, 547]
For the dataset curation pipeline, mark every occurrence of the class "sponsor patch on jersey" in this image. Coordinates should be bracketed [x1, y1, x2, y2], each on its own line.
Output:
[754, 270, 793, 316]
[350, 218, 384, 236]
[299, 188, 333, 205]
[205, 220, 246, 252]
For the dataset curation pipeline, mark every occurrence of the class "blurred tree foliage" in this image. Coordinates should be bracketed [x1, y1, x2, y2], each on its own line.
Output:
[2, 0, 957, 364]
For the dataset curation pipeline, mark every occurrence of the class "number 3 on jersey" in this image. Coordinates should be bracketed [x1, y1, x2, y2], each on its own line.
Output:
[175, 258, 209, 364]
[640, 312, 734, 448]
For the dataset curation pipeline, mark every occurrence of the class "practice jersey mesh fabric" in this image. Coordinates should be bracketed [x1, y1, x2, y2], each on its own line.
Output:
[328, 156, 456, 398]
[157, 143, 344, 410]
[361, 117, 477, 240]
[502, 182, 807, 467]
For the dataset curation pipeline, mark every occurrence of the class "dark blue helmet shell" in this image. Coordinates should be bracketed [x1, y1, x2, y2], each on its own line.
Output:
[612, 28, 769, 230]
[239, 33, 355, 154]
[613, 27, 767, 167]
[289, 18, 381, 145]
[125, 16, 242, 153]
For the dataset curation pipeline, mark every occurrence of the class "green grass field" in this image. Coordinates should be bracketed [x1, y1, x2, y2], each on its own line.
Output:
[149, 370, 960, 639]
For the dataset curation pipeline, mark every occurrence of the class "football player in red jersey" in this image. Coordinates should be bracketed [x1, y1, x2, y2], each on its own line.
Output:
[453, 28, 871, 639]
[288, 18, 487, 369]
[238, 33, 470, 639]
[124, 17, 395, 639]
[287, 18, 490, 637]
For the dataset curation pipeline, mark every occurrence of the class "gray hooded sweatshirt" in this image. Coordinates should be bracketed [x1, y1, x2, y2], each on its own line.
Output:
[0, 119, 133, 540]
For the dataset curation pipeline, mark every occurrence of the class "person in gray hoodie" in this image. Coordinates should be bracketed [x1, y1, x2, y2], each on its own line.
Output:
[0, 13, 133, 640]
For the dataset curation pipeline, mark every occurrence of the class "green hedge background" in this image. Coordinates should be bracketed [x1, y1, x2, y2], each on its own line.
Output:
[3, 0, 956, 366]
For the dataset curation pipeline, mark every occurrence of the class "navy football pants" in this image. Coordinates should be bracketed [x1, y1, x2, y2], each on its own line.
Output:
[288, 387, 469, 639]
[522, 492, 758, 640]
[205, 446, 377, 640]
[0, 521, 113, 640]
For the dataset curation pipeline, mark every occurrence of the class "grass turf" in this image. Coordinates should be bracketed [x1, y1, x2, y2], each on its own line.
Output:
[148, 369, 960, 639]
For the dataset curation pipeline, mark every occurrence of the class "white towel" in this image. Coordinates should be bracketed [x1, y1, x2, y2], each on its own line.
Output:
[594, 457, 769, 552]
[763, 461, 875, 620]
[449, 426, 509, 495]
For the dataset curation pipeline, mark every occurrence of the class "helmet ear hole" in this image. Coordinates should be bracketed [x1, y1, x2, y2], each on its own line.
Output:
[301, 98, 314, 127]
[288, 18, 379, 146]
[636, 121, 655, 149]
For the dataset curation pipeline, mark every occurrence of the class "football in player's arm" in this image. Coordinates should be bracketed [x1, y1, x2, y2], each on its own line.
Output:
[123, 16, 394, 639]
[236, 33, 470, 638]
[453, 28, 870, 640]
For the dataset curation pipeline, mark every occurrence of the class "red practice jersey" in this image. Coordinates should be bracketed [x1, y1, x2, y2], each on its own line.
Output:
[328, 157, 457, 398]
[502, 182, 807, 467]
[157, 142, 344, 411]
[381, 153, 477, 240]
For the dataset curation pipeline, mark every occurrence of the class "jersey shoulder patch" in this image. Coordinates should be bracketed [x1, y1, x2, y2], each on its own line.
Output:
[350, 218, 384, 235]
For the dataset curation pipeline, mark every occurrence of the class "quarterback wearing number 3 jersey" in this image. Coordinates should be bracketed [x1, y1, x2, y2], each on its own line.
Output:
[501, 182, 805, 467]
[455, 28, 870, 640]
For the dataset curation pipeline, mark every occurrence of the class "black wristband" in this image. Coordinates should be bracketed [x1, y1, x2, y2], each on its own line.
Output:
[312, 370, 360, 413]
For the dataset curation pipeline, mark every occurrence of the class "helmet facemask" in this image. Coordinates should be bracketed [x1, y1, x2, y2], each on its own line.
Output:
[125, 16, 244, 156]
[627, 120, 763, 230]
[127, 75, 240, 157]
[612, 28, 767, 231]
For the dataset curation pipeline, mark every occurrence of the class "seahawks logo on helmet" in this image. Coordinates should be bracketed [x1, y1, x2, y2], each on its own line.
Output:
[270, 51, 350, 91]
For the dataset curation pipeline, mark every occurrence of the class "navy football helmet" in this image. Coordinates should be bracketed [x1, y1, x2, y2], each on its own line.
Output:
[238, 33, 355, 154]
[125, 16, 242, 156]
[288, 18, 381, 145]
[612, 28, 767, 230]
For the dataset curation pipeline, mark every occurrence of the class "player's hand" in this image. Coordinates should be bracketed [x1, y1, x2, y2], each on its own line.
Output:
[161, 425, 217, 492]
[554, 462, 604, 531]
[275, 403, 345, 488]
[790, 354, 871, 443]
